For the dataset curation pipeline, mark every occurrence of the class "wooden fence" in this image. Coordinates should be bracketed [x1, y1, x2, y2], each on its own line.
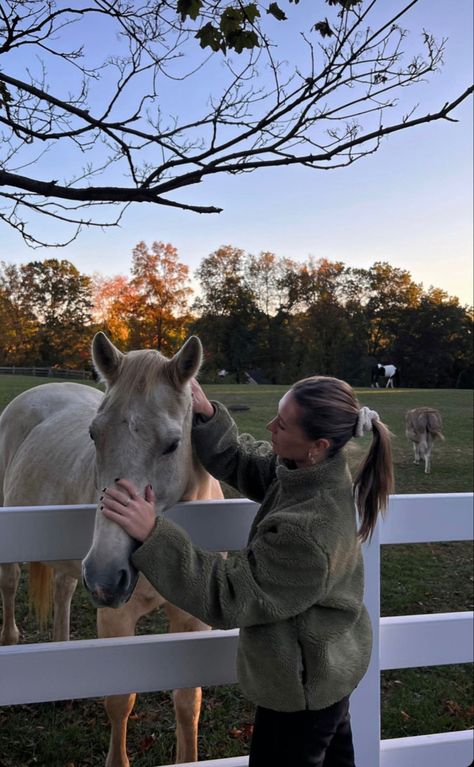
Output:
[0, 493, 473, 767]
[0, 366, 92, 379]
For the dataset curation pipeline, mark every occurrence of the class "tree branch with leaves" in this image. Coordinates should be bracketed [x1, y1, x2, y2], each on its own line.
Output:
[0, 0, 472, 245]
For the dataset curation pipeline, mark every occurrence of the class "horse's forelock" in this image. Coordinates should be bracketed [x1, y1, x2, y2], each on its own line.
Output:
[105, 349, 186, 406]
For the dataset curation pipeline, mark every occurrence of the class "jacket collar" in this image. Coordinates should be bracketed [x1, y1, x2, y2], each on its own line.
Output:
[276, 450, 349, 489]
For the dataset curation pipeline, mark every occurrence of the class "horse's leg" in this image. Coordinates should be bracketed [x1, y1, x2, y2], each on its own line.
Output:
[164, 602, 209, 764]
[413, 441, 420, 465]
[52, 570, 78, 642]
[424, 434, 433, 474]
[98, 606, 138, 767]
[0, 563, 21, 645]
[98, 579, 162, 767]
[418, 436, 429, 473]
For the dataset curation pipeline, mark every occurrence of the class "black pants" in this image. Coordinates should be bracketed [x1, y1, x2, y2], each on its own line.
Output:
[248, 696, 355, 767]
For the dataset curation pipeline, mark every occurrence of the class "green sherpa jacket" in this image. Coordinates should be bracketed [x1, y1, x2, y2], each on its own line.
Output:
[132, 402, 373, 712]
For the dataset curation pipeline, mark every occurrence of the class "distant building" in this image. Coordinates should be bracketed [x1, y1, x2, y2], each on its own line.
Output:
[245, 369, 270, 385]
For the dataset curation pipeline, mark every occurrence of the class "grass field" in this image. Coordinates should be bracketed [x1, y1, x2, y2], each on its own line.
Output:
[0, 377, 472, 766]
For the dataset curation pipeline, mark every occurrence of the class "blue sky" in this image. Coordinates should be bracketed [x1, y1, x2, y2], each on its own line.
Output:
[3, 0, 473, 305]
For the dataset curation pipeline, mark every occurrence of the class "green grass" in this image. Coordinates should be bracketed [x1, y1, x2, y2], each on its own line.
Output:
[0, 379, 472, 766]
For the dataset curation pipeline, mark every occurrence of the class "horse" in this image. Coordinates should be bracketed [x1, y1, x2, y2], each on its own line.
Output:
[405, 407, 444, 474]
[371, 363, 400, 388]
[0, 332, 224, 767]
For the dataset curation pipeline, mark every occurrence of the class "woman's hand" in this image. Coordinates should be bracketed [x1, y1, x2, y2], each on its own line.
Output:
[101, 479, 156, 542]
[191, 378, 215, 418]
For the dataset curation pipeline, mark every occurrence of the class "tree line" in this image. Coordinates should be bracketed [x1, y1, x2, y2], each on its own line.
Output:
[1, 244, 472, 388]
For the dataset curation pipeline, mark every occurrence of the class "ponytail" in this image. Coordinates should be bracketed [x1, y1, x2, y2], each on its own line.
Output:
[291, 376, 394, 542]
[353, 419, 394, 543]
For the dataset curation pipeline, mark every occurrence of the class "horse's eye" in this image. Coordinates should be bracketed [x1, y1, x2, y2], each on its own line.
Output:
[163, 440, 179, 455]
[89, 427, 95, 441]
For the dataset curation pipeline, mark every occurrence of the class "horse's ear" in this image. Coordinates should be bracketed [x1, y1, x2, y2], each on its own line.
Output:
[92, 332, 124, 384]
[168, 336, 202, 387]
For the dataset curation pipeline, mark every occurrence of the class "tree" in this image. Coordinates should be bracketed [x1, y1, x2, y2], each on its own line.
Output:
[0, 1, 471, 245]
[345, 262, 423, 361]
[277, 257, 362, 380]
[0, 262, 38, 364]
[127, 241, 193, 353]
[192, 245, 260, 379]
[392, 289, 473, 387]
[243, 251, 297, 382]
[90, 273, 136, 346]
[17, 259, 93, 366]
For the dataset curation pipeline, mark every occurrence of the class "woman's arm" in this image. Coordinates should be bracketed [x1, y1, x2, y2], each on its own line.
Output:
[191, 379, 276, 502]
[132, 512, 328, 630]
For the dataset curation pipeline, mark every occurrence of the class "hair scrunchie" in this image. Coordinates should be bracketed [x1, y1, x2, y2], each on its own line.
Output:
[355, 406, 380, 437]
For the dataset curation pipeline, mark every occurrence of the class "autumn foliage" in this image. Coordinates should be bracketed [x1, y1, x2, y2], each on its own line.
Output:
[0, 244, 472, 388]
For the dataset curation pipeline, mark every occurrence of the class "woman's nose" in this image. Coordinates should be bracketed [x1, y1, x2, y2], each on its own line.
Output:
[266, 417, 276, 433]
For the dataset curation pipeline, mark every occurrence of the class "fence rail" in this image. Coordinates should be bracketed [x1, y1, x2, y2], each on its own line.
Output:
[0, 366, 92, 379]
[0, 493, 473, 767]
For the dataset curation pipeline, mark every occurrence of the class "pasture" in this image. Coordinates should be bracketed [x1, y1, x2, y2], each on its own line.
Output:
[0, 377, 472, 767]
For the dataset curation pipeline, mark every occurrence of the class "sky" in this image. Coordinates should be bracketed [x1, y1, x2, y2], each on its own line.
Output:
[2, 0, 473, 306]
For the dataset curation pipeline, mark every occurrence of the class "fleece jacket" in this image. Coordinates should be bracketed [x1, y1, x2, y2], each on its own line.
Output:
[132, 402, 373, 712]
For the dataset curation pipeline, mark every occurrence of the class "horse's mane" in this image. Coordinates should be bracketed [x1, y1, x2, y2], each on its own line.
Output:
[104, 349, 184, 406]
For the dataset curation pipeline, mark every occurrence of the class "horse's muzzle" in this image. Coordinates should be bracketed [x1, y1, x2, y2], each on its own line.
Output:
[82, 562, 139, 608]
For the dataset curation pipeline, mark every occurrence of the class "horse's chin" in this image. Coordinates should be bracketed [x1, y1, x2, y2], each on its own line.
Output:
[82, 566, 139, 609]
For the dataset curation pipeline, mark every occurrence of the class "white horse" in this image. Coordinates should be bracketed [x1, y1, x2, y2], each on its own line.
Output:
[405, 407, 444, 474]
[0, 332, 223, 767]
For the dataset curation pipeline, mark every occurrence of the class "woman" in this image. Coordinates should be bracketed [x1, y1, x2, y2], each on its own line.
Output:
[101, 375, 393, 766]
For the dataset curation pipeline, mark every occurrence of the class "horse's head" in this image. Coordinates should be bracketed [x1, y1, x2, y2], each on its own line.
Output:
[82, 332, 202, 608]
[371, 364, 385, 382]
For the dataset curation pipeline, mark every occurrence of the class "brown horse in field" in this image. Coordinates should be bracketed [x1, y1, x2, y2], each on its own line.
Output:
[405, 406, 444, 474]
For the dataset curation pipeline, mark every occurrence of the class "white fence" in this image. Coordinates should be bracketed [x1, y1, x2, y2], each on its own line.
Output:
[0, 493, 473, 767]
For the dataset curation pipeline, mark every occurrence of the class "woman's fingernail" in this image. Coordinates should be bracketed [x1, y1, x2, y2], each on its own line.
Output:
[100, 505, 103, 510]
[102, 487, 106, 492]
[114, 477, 120, 482]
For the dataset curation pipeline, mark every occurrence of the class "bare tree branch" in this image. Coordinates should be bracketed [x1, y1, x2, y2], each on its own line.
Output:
[0, 0, 472, 246]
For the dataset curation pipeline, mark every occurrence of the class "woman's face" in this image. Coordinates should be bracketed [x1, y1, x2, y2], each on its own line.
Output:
[266, 390, 319, 467]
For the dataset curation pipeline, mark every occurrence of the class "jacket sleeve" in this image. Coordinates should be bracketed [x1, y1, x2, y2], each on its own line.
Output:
[132, 513, 329, 630]
[192, 402, 277, 503]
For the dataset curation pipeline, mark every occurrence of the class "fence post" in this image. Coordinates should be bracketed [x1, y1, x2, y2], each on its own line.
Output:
[351, 523, 381, 767]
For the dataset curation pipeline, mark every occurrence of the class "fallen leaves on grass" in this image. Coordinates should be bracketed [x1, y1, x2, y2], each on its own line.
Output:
[229, 723, 254, 741]
[137, 733, 156, 753]
[443, 698, 474, 722]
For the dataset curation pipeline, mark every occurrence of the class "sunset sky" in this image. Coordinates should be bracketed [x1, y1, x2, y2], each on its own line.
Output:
[3, 0, 473, 306]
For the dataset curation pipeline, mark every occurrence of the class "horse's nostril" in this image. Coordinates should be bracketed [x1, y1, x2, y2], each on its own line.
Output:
[117, 568, 129, 592]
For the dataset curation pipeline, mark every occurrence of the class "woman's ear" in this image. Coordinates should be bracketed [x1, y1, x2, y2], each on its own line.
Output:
[307, 438, 331, 465]
[314, 438, 330, 454]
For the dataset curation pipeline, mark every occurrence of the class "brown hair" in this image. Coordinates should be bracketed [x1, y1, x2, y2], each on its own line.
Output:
[291, 376, 393, 542]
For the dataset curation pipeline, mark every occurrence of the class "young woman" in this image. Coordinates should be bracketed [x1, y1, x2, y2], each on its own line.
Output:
[101, 375, 393, 767]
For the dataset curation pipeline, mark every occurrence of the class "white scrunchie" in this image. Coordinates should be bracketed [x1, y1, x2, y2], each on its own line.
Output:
[355, 406, 380, 438]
